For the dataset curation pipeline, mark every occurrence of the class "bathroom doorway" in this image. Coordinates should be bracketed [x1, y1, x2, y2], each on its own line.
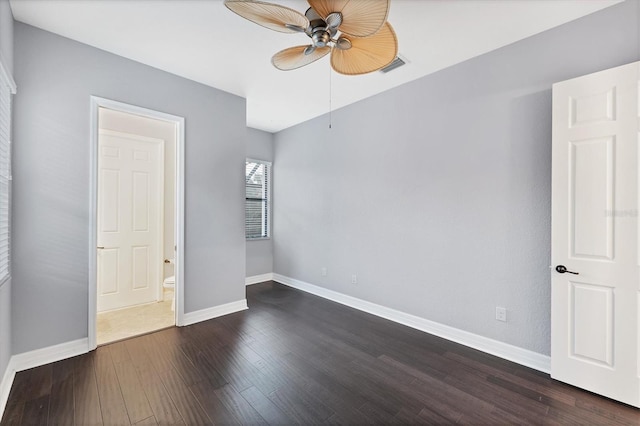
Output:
[88, 98, 185, 348]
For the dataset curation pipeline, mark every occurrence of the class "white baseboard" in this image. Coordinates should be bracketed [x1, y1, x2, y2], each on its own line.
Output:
[11, 338, 89, 373]
[246, 273, 274, 286]
[0, 359, 15, 420]
[182, 299, 248, 326]
[0, 338, 89, 419]
[272, 273, 551, 374]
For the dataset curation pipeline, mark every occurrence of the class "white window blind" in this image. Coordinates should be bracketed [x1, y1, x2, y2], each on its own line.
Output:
[245, 159, 271, 239]
[0, 59, 15, 286]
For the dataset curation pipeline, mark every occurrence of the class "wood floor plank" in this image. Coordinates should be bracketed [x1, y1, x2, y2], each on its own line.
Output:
[24, 365, 53, 402]
[133, 416, 158, 425]
[47, 376, 74, 426]
[240, 386, 295, 425]
[416, 406, 455, 425]
[4, 364, 53, 409]
[73, 353, 103, 426]
[357, 401, 399, 424]
[188, 381, 243, 425]
[199, 344, 262, 392]
[147, 334, 204, 387]
[177, 342, 227, 388]
[137, 373, 185, 426]
[157, 367, 212, 425]
[0, 402, 24, 426]
[268, 386, 334, 424]
[212, 383, 269, 425]
[20, 395, 49, 426]
[3, 281, 638, 425]
[112, 355, 154, 424]
[51, 357, 76, 385]
[124, 340, 185, 426]
[5, 372, 30, 405]
[108, 340, 132, 366]
[93, 347, 130, 426]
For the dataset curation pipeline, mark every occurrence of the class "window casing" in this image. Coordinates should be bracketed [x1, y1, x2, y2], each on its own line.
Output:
[245, 159, 271, 239]
[0, 59, 15, 286]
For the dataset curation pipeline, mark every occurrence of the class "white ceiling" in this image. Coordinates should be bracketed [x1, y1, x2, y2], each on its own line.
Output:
[10, 0, 622, 132]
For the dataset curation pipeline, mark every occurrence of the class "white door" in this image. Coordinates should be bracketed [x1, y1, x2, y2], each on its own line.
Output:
[551, 62, 639, 407]
[97, 129, 164, 312]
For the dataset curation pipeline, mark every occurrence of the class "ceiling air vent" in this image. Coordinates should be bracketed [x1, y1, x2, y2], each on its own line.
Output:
[380, 56, 406, 73]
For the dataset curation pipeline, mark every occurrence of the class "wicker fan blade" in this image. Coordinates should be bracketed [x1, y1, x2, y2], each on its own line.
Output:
[225, 0, 309, 33]
[307, 0, 389, 37]
[330, 22, 397, 75]
[272, 45, 331, 71]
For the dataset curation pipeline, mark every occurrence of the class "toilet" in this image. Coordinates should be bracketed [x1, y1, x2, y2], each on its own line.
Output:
[162, 257, 176, 311]
[163, 275, 175, 311]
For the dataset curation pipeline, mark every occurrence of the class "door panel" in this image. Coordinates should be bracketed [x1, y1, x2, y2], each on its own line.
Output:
[569, 137, 614, 259]
[570, 282, 613, 366]
[569, 87, 616, 127]
[132, 171, 150, 231]
[132, 245, 150, 290]
[98, 248, 119, 295]
[552, 62, 639, 407]
[97, 130, 164, 312]
[100, 169, 120, 233]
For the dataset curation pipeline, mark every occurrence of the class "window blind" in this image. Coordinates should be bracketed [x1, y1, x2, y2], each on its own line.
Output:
[0, 60, 15, 286]
[245, 160, 271, 239]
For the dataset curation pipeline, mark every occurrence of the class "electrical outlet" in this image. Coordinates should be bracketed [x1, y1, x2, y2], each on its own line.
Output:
[351, 274, 357, 284]
[496, 307, 507, 322]
[321, 267, 327, 277]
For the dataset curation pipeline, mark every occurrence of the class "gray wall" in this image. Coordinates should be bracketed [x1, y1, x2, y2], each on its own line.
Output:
[12, 23, 247, 353]
[0, 0, 12, 385]
[273, 0, 639, 356]
[246, 128, 274, 277]
[0, 0, 12, 72]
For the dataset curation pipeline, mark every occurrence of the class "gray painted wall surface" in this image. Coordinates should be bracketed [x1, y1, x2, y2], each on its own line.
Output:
[12, 23, 246, 353]
[0, 0, 12, 387]
[273, 1, 639, 355]
[246, 128, 274, 277]
[0, 0, 12, 73]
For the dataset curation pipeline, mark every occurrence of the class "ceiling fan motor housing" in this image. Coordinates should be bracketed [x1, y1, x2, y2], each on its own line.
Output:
[309, 18, 331, 47]
[312, 29, 331, 47]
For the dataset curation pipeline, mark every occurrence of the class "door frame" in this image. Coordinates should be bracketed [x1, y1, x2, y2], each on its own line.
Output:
[88, 96, 186, 350]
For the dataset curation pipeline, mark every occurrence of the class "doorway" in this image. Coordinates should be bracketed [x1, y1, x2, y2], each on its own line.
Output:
[89, 97, 185, 349]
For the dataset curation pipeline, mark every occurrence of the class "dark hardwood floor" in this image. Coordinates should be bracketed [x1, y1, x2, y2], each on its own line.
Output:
[2, 281, 638, 425]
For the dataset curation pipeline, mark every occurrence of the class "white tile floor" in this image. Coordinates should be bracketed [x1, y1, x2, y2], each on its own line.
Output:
[96, 290, 175, 345]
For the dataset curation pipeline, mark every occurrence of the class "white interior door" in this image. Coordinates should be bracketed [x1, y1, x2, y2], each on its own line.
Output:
[551, 62, 639, 407]
[97, 129, 164, 312]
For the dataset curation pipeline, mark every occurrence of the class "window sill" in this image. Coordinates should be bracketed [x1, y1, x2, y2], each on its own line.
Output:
[246, 237, 271, 241]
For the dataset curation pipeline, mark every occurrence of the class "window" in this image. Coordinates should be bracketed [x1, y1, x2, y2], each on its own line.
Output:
[0, 59, 15, 286]
[245, 159, 271, 239]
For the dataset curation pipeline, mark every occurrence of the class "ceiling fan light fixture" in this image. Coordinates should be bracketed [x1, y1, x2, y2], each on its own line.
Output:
[312, 30, 331, 47]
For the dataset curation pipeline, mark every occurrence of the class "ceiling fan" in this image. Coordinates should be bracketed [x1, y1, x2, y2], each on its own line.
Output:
[224, 0, 398, 75]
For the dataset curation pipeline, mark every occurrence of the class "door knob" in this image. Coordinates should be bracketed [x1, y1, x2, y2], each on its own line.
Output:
[555, 265, 579, 275]
[97, 246, 105, 250]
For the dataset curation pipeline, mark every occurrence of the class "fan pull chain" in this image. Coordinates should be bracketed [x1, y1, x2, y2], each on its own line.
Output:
[329, 60, 332, 129]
